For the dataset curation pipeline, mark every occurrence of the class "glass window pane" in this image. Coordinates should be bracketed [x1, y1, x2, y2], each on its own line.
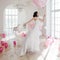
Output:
[55, 0, 60, 3]
[51, 0, 54, 10]
[55, 31, 60, 38]
[55, 12, 60, 17]
[55, 3, 60, 9]
[8, 9, 12, 15]
[5, 16, 8, 20]
[15, 9, 18, 15]
[51, 12, 54, 24]
[51, 0, 60, 38]
[55, 25, 60, 31]
[12, 9, 15, 15]
[51, 30, 55, 37]
[5, 9, 9, 15]
[4, 8, 18, 37]
[55, 17, 60, 24]
[9, 16, 11, 20]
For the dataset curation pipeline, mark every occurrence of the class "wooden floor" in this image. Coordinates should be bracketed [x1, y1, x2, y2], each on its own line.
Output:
[0, 39, 60, 60]
[0, 48, 40, 60]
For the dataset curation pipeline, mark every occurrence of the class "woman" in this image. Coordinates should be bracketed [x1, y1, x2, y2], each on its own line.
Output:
[19, 11, 45, 56]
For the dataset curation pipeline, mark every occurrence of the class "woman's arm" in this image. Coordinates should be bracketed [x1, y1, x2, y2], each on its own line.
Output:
[23, 18, 33, 26]
[39, 14, 46, 22]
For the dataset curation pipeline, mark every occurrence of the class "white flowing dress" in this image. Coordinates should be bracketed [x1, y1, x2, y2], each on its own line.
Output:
[17, 20, 43, 56]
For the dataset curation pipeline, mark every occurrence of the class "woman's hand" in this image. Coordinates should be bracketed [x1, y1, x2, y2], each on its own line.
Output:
[43, 14, 46, 18]
[39, 14, 46, 22]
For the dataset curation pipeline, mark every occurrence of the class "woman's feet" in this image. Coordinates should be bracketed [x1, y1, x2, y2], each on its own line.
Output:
[26, 51, 38, 55]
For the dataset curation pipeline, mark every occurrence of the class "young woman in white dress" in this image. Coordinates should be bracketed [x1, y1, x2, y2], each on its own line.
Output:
[19, 11, 45, 56]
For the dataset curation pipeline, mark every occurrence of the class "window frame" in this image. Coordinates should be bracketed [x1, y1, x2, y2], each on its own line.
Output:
[51, 0, 60, 38]
[4, 8, 18, 39]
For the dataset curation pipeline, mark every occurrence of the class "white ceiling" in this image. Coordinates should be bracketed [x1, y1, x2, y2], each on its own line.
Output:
[15, 0, 33, 9]
[17, 0, 32, 5]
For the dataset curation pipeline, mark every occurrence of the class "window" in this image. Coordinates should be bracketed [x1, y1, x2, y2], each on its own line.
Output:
[4, 8, 18, 38]
[51, 0, 60, 38]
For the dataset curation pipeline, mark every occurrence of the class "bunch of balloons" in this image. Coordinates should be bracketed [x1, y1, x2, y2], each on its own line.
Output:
[33, 0, 47, 8]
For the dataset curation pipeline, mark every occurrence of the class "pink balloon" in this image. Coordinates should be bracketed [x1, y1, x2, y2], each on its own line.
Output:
[33, 0, 47, 8]
[20, 32, 27, 38]
[45, 36, 54, 47]
[13, 41, 16, 46]
[1, 41, 8, 49]
[1, 41, 5, 46]
[4, 42, 8, 49]
[0, 47, 3, 53]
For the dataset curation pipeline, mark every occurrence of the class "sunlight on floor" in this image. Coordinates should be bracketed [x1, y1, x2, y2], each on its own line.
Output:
[37, 40, 60, 60]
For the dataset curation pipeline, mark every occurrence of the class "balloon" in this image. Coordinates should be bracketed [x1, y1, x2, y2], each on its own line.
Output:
[13, 41, 16, 47]
[4, 42, 8, 49]
[45, 36, 54, 47]
[33, 0, 47, 8]
[0, 33, 6, 38]
[1, 41, 8, 49]
[0, 47, 3, 53]
[1, 41, 5, 46]
[20, 31, 27, 38]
